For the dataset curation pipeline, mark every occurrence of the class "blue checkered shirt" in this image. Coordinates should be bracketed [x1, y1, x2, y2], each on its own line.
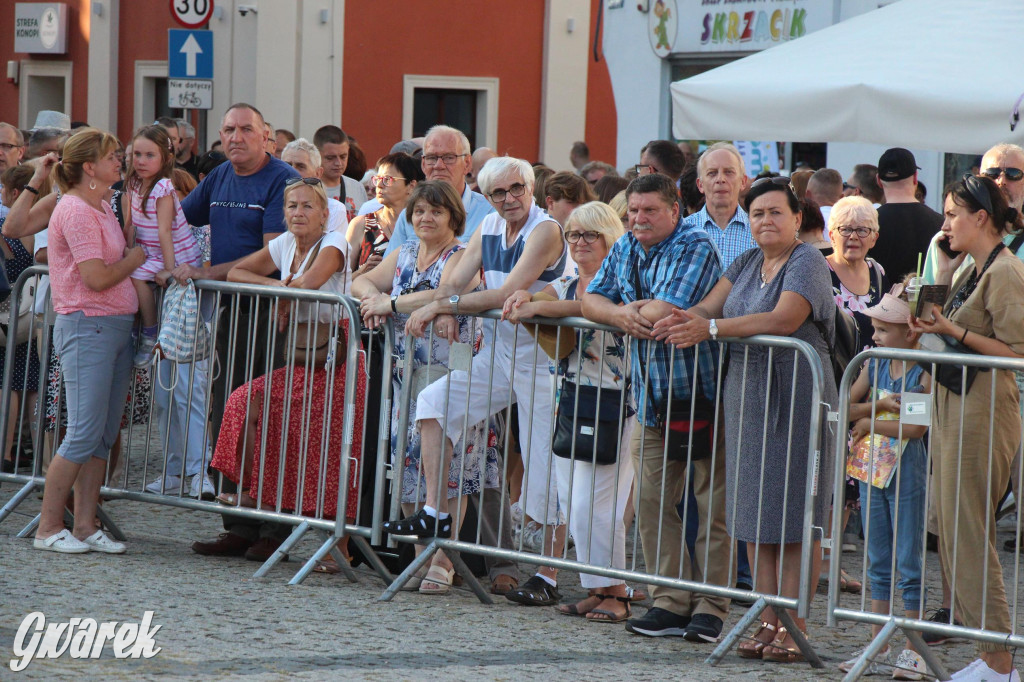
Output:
[684, 204, 754, 269]
[588, 219, 723, 426]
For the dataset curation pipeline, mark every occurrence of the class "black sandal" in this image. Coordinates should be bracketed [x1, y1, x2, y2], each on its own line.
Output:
[381, 509, 452, 538]
[586, 595, 632, 624]
[505, 575, 560, 606]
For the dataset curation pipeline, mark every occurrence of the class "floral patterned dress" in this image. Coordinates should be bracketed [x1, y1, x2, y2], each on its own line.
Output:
[827, 258, 889, 352]
[391, 241, 500, 503]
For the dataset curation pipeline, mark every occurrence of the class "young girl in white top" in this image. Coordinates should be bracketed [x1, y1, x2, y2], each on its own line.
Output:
[125, 125, 202, 366]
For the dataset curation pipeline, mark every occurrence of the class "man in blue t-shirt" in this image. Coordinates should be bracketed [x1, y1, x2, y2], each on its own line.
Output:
[177, 103, 299, 562]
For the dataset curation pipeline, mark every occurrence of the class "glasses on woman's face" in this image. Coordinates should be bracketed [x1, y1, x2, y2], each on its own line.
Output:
[565, 230, 601, 244]
[371, 174, 406, 188]
[750, 175, 793, 191]
[834, 225, 875, 238]
[488, 183, 527, 203]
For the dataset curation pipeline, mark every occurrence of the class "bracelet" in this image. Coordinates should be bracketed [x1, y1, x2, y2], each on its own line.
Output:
[23, 185, 39, 195]
[960, 328, 969, 344]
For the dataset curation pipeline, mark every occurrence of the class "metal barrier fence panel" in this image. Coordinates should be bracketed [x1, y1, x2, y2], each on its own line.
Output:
[378, 309, 829, 667]
[0, 269, 393, 586]
[828, 346, 1024, 681]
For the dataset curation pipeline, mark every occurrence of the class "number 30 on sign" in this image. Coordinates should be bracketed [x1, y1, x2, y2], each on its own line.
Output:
[170, 0, 213, 29]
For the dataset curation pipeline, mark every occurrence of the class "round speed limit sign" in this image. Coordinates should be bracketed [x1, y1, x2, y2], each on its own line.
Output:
[170, 0, 214, 29]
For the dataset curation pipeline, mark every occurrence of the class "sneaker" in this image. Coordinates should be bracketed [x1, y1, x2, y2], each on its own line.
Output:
[921, 608, 962, 645]
[134, 334, 158, 368]
[146, 474, 182, 495]
[189, 473, 215, 500]
[892, 649, 928, 680]
[33, 529, 90, 553]
[82, 530, 126, 554]
[510, 501, 524, 528]
[625, 607, 690, 637]
[520, 521, 544, 553]
[950, 659, 1020, 681]
[838, 646, 893, 675]
[191, 532, 252, 557]
[683, 613, 723, 643]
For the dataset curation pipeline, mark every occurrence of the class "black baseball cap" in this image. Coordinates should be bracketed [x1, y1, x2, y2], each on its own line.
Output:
[877, 147, 920, 182]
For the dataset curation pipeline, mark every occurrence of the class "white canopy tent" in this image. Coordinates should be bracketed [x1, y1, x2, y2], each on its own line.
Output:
[670, 0, 1024, 155]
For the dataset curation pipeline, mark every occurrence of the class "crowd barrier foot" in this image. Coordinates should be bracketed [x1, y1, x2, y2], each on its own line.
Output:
[378, 538, 439, 602]
[17, 512, 40, 538]
[0, 480, 38, 526]
[376, 539, 493, 604]
[706, 596, 769, 666]
[442, 542, 492, 605]
[96, 505, 126, 541]
[348, 534, 395, 587]
[253, 520, 310, 580]
[842, 619, 950, 682]
[905, 629, 950, 681]
[775, 607, 824, 669]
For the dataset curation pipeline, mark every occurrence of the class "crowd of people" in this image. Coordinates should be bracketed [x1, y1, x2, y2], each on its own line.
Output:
[2, 105, 1024, 680]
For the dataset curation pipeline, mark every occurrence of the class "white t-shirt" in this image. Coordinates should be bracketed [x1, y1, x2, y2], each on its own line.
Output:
[268, 230, 350, 315]
[324, 176, 369, 223]
[32, 228, 50, 315]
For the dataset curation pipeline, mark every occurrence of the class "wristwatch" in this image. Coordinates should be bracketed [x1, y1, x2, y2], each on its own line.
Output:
[708, 319, 719, 340]
[449, 294, 460, 315]
[390, 294, 399, 313]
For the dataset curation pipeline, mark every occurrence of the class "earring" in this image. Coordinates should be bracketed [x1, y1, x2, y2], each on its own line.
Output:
[89, 179, 97, 191]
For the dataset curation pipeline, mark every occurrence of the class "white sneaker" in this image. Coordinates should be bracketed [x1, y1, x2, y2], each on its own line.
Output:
[33, 529, 90, 553]
[892, 649, 929, 680]
[510, 501, 524, 528]
[520, 521, 544, 553]
[82, 530, 126, 554]
[838, 647, 894, 675]
[190, 473, 215, 500]
[134, 334, 158, 368]
[146, 474, 182, 495]
[951, 659, 1020, 681]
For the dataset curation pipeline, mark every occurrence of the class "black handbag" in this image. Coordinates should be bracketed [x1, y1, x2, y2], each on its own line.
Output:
[551, 381, 632, 465]
[660, 396, 715, 462]
[920, 334, 983, 396]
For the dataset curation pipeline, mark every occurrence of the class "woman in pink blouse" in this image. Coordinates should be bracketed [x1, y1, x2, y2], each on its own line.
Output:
[33, 129, 145, 554]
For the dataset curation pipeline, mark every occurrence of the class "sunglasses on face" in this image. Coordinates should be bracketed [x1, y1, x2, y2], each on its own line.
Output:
[285, 176, 323, 188]
[981, 167, 1024, 182]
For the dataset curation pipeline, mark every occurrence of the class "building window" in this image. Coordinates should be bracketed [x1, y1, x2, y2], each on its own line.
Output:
[18, 60, 73, 129]
[413, 88, 478, 149]
[402, 75, 499, 151]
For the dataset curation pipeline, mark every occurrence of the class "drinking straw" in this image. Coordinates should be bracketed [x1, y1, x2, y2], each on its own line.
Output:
[916, 252, 922, 277]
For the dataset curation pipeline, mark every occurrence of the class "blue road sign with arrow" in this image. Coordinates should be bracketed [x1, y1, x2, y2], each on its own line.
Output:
[168, 29, 213, 80]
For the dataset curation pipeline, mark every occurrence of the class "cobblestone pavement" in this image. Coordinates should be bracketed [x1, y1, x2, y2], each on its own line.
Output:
[1, 467, 1019, 680]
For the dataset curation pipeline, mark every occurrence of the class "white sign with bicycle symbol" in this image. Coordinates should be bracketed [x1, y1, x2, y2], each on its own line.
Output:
[168, 79, 213, 110]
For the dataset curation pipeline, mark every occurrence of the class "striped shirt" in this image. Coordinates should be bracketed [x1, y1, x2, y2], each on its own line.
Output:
[588, 219, 722, 426]
[684, 204, 754, 269]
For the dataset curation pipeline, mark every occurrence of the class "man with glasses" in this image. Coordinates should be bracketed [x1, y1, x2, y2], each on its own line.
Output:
[583, 173, 730, 642]
[684, 142, 753, 269]
[844, 163, 884, 206]
[383, 125, 494, 257]
[0, 123, 25, 221]
[180, 103, 300, 562]
[636, 139, 685, 186]
[872, 147, 943, 280]
[174, 118, 199, 181]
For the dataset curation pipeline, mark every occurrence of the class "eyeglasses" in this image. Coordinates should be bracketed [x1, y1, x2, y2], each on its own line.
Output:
[488, 183, 528, 203]
[834, 225, 875, 238]
[981, 167, 1024, 182]
[399, 279, 434, 297]
[634, 164, 658, 176]
[750, 176, 793, 190]
[422, 153, 467, 167]
[371, 174, 407, 188]
[285, 177, 323, 188]
[0, 143, 24, 153]
[565, 230, 601, 244]
[962, 173, 994, 214]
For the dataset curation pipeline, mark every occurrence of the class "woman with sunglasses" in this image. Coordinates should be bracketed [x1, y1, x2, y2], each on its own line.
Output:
[352, 180, 500, 594]
[654, 175, 838, 663]
[211, 177, 366, 531]
[909, 175, 1024, 681]
[346, 152, 424, 281]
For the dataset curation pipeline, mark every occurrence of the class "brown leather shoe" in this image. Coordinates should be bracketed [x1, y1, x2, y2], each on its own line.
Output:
[191, 532, 252, 557]
[244, 536, 288, 562]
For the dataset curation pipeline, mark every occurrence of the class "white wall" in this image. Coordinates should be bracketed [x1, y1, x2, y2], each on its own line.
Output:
[601, 3, 668, 172]
[538, 0, 591, 171]
[87, 0, 118, 132]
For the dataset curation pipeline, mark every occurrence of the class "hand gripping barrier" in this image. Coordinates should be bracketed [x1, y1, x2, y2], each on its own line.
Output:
[828, 346, 1024, 681]
[0, 270, 396, 587]
[378, 309, 829, 668]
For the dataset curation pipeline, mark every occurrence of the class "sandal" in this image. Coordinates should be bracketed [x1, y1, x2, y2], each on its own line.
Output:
[216, 491, 257, 508]
[313, 558, 343, 574]
[505, 575, 560, 606]
[586, 595, 632, 624]
[556, 589, 602, 617]
[419, 565, 455, 595]
[490, 575, 519, 596]
[737, 621, 777, 659]
[382, 509, 452, 539]
[762, 626, 807, 663]
[625, 585, 649, 603]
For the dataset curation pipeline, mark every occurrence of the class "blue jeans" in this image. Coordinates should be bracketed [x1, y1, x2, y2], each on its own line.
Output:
[859, 441, 928, 611]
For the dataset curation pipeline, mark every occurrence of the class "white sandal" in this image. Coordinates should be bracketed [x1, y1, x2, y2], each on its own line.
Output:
[419, 565, 455, 595]
[33, 529, 90, 553]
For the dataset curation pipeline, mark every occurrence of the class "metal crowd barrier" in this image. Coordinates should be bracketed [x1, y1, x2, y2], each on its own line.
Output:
[378, 309, 829, 668]
[828, 346, 1024, 681]
[0, 269, 395, 587]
